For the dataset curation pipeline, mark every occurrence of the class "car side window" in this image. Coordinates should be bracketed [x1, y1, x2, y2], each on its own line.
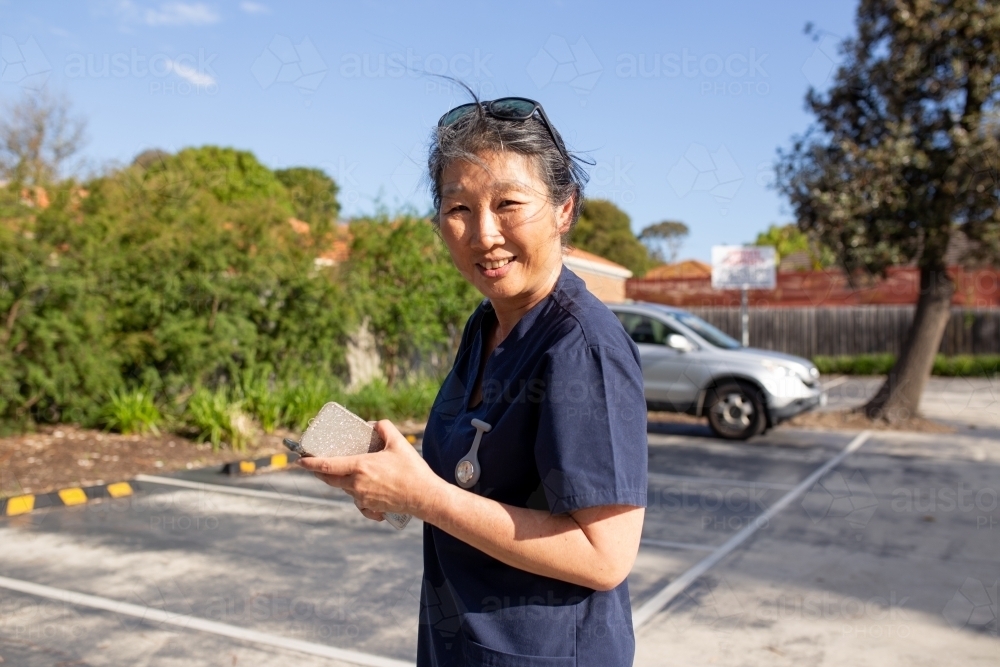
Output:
[615, 313, 679, 346]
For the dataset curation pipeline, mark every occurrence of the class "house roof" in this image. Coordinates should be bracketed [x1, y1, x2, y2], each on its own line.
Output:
[642, 259, 711, 280]
[562, 247, 633, 279]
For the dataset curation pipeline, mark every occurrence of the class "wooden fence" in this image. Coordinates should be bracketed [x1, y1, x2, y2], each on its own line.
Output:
[685, 306, 1000, 358]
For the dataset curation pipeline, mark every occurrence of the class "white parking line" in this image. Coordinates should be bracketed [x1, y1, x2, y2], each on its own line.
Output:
[632, 430, 872, 630]
[640, 539, 717, 552]
[647, 472, 795, 491]
[134, 474, 353, 508]
[0, 575, 414, 667]
[821, 376, 850, 390]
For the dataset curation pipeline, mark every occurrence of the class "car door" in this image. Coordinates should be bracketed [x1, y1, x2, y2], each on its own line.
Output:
[615, 312, 702, 410]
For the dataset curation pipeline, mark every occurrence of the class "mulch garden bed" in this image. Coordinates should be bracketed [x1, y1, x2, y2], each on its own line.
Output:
[0, 420, 427, 499]
[782, 409, 954, 433]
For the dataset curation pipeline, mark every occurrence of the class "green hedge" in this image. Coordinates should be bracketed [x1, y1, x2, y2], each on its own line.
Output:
[813, 354, 1000, 377]
[0, 146, 478, 440]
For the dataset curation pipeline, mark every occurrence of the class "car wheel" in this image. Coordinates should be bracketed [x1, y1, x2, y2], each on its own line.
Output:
[706, 382, 767, 440]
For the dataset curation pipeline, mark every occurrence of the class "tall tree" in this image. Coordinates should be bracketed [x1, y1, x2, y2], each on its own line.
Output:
[639, 220, 689, 264]
[274, 167, 340, 236]
[753, 223, 836, 269]
[777, 1, 1000, 421]
[0, 90, 86, 186]
[346, 216, 479, 385]
[569, 199, 658, 276]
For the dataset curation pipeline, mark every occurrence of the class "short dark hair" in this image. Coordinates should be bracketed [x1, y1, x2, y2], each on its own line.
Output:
[427, 89, 590, 241]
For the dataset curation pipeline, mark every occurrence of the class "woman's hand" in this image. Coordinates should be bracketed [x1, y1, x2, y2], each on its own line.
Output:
[297, 420, 443, 521]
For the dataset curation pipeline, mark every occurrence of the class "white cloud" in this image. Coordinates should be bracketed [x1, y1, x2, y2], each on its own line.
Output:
[114, 1, 221, 27]
[239, 2, 269, 14]
[145, 2, 220, 26]
[168, 58, 217, 86]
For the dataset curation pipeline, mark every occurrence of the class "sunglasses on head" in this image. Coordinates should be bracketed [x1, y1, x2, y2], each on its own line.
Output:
[438, 97, 568, 160]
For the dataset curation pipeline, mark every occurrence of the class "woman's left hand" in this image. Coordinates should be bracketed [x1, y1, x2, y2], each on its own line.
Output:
[297, 420, 443, 521]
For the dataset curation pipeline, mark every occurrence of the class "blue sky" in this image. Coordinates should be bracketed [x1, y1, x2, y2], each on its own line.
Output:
[0, 0, 857, 262]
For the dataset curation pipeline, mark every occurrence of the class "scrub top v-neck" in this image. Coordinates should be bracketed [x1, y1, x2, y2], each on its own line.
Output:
[417, 266, 648, 667]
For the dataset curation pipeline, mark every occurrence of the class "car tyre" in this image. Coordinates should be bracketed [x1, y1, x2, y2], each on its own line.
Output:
[706, 381, 767, 440]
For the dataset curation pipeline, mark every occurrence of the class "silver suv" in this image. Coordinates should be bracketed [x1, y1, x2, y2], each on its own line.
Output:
[609, 302, 826, 440]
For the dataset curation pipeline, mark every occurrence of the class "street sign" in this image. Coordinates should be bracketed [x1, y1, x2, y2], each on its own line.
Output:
[711, 245, 776, 290]
[711, 245, 776, 347]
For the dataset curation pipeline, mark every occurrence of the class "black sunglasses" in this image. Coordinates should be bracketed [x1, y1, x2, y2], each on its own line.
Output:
[438, 97, 568, 160]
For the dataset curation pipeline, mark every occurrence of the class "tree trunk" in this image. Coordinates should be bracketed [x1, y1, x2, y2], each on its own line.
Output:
[861, 266, 954, 422]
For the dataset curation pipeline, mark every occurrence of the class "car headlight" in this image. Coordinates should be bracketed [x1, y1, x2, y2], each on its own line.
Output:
[761, 360, 794, 377]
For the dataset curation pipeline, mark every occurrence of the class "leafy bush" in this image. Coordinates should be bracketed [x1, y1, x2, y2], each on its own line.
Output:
[813, 353, 1000, 377]
[343, 380, 393, 421]
[341, 378, 439, 421]
[186, 387, 256, 451]
[238, 372, 283, 434]
[386, 378, 440, 421]
[100, 388, 162, 435]
[0, 148, 350, 429]
[932, 354, 1000, 377]
[1, 147, 478, 435]
[346, 215, 480, 385]
[280, 375, 344, 432]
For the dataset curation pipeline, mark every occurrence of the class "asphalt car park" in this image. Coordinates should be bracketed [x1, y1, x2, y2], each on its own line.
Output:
[1, 419, 997, 666]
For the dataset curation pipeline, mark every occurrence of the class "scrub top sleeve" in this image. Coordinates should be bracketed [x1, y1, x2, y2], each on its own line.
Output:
[534, 344, 648, 515]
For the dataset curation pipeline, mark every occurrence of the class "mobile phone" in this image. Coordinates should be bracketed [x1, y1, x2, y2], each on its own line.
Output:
[287, 402, 411, 530]
[283, 438, 310, 457]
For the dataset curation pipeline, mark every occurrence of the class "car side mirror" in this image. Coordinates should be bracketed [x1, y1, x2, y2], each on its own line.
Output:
[666, 334, 694, 352]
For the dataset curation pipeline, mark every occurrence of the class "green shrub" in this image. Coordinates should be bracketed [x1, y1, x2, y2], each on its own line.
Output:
[343, 380, 393, 421]
[281, 376, 343, 432]
[932, 354, 1000, 377]
[0, 149, 351, 431]
[186, 387, 256, 451]
[387, 378, 439, 421]
[0, 149, 481, 435]
[813, 353, 1000, 377]
[238, 372, 283, 434]
[101, 388, 163, 435]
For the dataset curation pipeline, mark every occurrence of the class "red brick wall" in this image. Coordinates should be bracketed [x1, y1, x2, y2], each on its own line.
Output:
[627, 267, 1000, 308]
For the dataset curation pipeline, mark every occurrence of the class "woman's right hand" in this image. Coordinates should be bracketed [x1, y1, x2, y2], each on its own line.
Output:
[298, 420, 447, 520]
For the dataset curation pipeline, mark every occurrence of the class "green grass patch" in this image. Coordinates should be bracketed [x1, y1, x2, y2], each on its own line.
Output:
[186, 387, 256, 452]
[100, 388, 163, 435]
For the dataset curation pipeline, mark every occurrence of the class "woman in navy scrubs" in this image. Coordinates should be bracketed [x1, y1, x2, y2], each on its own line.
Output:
[301, 96, 648, 666]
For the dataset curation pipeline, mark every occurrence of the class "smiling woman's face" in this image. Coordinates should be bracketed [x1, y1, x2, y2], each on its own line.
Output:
[438, 151, 573, 308]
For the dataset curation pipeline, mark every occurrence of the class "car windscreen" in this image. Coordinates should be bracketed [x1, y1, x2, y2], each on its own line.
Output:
[673, 312, 741, 349]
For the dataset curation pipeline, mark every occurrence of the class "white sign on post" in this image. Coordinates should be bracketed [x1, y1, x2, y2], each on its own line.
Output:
[711, 245, 777, 290]
[711, 246, 776, 347]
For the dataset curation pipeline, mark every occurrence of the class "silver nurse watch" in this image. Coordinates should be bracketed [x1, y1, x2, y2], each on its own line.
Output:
[455, 418, 492, 488]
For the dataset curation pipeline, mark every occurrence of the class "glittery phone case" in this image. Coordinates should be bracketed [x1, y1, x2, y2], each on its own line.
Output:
[299, 402, 411, 530]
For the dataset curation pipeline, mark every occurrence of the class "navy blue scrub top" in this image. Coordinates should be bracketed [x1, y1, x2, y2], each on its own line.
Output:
[418, 266, 648, 667]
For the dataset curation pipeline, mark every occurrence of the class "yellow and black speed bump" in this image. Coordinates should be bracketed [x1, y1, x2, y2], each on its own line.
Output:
[1, 480, 136, 517]
[220, 431, 424, 476]
[221, 452, 299, 476]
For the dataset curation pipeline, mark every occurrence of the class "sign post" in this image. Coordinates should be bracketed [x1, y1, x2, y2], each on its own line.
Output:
[711, 246, 777, 347]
